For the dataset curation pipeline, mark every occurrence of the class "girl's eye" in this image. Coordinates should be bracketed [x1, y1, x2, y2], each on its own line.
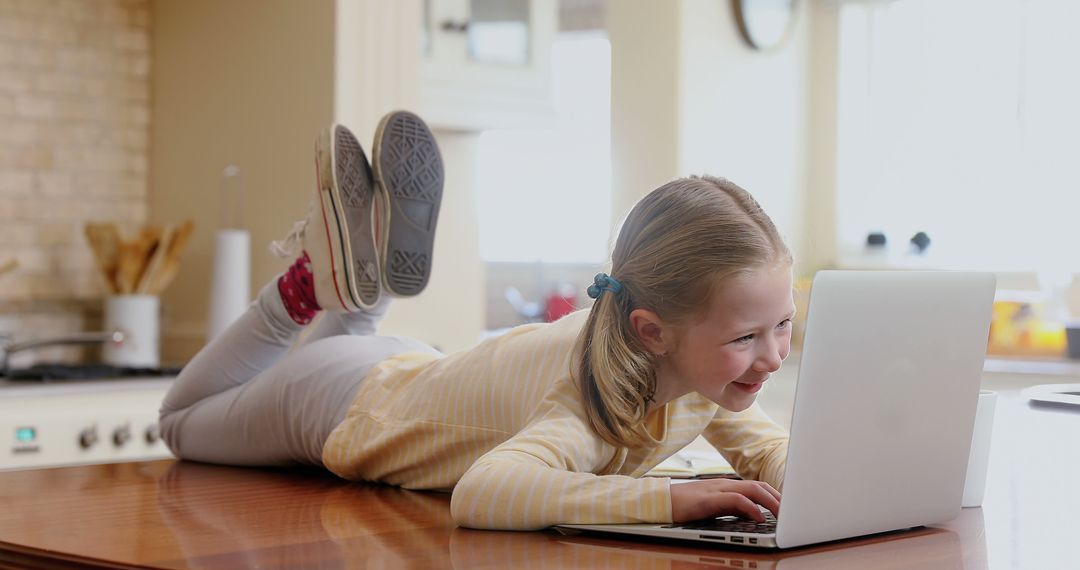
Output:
[777, 319, 793, 330]
[734, 334, 754, 344]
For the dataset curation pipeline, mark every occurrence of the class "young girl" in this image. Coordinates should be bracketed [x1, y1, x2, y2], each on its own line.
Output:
[160, 110, 793, 531]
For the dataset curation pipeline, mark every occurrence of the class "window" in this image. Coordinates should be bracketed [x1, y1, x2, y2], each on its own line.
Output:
[476, 32, 612, 263]
[836, 0, 1080, 274]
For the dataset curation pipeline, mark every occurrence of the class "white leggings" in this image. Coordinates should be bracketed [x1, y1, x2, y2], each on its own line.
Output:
[158, 280, 440, 467]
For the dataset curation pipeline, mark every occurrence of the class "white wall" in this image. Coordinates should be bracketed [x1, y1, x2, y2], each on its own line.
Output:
[678, 0, 812, 270]
[331, 0, 485, 353]
[609, 0, 835, 277]
[374, 130, 484, 352]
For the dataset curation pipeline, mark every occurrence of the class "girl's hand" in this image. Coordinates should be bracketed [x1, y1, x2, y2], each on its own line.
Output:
[669, 479, 781, 523]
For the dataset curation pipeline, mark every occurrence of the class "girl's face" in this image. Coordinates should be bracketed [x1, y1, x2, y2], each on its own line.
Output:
[653, 263, 795, 411]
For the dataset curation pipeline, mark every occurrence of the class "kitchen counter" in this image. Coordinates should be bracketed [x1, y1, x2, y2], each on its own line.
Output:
[1, 387, 1078, 569]
[984, 355, 1080, 377]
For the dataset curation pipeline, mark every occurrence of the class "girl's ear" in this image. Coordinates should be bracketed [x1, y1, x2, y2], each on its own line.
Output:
[629, 308, 670, 356]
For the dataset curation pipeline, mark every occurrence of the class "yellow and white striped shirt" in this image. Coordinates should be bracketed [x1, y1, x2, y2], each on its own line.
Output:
[322, 310, 788, 530]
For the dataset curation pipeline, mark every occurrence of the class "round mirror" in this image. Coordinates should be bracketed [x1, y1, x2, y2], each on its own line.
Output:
[734, 0, 796, 51]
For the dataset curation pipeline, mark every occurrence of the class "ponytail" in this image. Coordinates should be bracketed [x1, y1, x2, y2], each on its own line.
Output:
[577, 282, 657, 448]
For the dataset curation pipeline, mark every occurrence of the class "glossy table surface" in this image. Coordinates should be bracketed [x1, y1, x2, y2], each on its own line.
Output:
[0, 388, 1076, 569]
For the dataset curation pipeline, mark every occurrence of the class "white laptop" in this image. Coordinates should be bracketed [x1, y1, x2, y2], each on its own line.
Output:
[558, 270, 996, 549]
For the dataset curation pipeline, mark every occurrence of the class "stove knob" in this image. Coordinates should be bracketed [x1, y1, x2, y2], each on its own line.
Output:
[113, 425, 131, 447]
[144, 424, 160, 445]
[78, 428, 98, 449]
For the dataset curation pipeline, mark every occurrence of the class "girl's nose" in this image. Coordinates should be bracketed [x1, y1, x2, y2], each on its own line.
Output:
[754, 338, 784, 373]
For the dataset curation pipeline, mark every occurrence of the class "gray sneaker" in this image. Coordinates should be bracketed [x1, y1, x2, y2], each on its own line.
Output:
[371, 111, 444, 297]
[270, 124, 380, 313]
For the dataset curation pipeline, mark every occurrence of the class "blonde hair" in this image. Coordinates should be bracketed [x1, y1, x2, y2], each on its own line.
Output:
[575, 175, 791, 448]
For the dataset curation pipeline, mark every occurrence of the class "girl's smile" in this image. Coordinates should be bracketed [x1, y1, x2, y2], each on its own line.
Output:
[729, 377, 767, 393]
[643, 263, 795, 411]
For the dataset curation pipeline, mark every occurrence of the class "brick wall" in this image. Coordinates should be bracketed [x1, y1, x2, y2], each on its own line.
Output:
[0, 0, 150, 366]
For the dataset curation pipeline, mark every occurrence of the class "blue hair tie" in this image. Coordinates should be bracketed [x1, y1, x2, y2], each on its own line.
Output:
[587, 273, 623, 299]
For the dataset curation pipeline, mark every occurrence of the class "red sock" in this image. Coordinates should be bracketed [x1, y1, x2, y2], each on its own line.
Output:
[277, 252, 320, 325]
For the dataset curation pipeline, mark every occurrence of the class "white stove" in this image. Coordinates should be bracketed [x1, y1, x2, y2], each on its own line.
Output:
[0, 377, 174, 471]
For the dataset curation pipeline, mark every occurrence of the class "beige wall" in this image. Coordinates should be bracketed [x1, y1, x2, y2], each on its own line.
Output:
[150, 0, 336, 361]
[607, 2, 681, 226]
[152, 0, 484, 360]
[801, 1, 840, 276]
[0, 0, 151, 365]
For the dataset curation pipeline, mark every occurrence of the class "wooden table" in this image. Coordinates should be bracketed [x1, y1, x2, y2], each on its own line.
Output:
[1, 388, 1076, 569]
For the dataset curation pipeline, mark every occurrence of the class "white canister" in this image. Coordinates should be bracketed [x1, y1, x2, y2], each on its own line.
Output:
[103, 294, 160, 368]
[207, 229, 250, 341]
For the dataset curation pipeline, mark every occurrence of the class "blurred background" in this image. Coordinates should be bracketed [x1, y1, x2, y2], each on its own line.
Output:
[1, 0, 1078, 364]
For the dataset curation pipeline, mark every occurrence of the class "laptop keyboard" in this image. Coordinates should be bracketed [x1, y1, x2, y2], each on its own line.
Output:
[665, 511, 777, 534]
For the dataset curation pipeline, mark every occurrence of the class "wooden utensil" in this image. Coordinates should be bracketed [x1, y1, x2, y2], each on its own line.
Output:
[136, 224, 174, 295]
[146, 220, 195, 295]
[84, 223, 122, 293]
[116, 225, 161, 294]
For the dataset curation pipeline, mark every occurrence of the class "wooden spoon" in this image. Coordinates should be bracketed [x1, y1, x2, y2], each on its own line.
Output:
[146, 220, 195, 295]
[136, 224, 174, 295]
[116, 225, 161, 295]
[84, 223, 122, 294]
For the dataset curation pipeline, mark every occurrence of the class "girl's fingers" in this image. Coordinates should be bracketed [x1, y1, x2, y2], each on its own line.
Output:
[713, 480, 780, 518]
[740, 480, 780, 514]
[672, 478, 782, 522]
[741, 482, 780, 517]
[757, 481, 781, 503]
[722, 494, 766, 522]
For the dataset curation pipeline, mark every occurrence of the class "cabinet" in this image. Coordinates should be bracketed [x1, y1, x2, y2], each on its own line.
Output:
[419, 0, 556, 131]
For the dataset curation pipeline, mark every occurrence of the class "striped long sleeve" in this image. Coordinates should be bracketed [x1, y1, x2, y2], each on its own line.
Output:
[449, 378, 672, 530]
[703, 402, 789, 491]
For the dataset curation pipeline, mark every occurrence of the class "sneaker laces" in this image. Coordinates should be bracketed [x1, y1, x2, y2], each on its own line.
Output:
[269, 218, 307, 258]
[270, 200, 317, 258]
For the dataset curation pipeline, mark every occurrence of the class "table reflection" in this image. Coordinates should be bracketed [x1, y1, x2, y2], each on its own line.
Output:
[449, 518, 981, 570]
[153, 459, 989, 569]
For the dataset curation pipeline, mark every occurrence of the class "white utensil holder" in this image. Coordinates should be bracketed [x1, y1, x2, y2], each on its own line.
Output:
[103, 294, 160, 368]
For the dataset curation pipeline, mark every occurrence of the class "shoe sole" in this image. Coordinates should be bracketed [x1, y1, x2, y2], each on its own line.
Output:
[372, 111, 444, 297]
[315, 125, 381, 309]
